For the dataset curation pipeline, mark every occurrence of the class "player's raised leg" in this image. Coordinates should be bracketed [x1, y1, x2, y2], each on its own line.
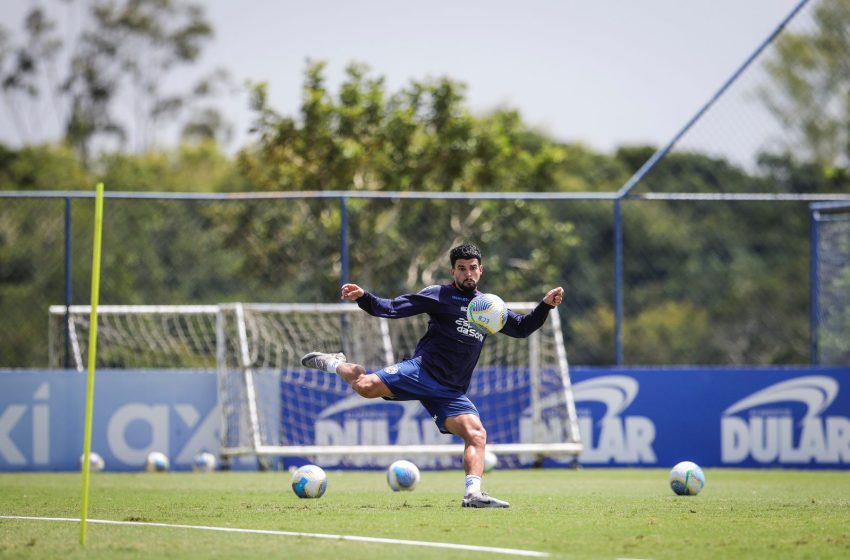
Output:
[300, 351, 346, 373]
[300, 351, 391, 398]
[444, 413, 510, 508]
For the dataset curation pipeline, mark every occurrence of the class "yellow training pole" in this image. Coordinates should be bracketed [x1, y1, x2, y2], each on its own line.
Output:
[80, 182, 105, 545]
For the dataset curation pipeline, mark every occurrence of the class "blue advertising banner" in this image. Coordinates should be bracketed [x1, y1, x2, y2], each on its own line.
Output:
[570, 366, 850, 469]
[278, 365, 850, 469]
[2, 366, 848, 471]
[0, 370, 219, 471]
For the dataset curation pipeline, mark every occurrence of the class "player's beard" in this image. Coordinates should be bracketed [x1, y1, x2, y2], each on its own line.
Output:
[458, 278, 478, 292]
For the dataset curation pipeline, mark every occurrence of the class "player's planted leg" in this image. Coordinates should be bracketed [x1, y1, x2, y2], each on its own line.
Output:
[445, 413, 510, 508]
[462, 491, 510, 508]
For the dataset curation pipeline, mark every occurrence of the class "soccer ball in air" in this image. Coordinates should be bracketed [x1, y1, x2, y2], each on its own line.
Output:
[192, 452, 217, 472]
[145, 451, 170, 472]
[291, 464, 328, 499]
[669, 460, 705, 495]
[483, 450, 498, 473]
[80, 452, 105, 472]
[386, 459, 421, 492]
[467, 293, 508, 334]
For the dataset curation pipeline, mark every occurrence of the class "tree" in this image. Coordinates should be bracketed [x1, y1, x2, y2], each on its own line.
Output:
[236, 62, 595, 302]
[758, 0, 850, 166]
[0, 0, 228, 163]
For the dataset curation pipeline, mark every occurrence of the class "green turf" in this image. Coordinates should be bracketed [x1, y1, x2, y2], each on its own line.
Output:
[1, 468, 848, 559]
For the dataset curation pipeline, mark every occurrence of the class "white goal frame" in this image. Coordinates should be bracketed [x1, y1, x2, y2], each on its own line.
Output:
[49, 303, 583, 463]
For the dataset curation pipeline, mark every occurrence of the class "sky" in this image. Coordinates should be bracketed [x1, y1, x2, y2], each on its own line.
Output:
[1, 0, 805, 155]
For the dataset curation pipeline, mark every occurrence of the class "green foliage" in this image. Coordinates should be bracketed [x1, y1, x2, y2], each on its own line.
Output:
[235, 62, 614, 307]
[759, 0, 850, 165]
[0, 0, 223, 163]
[625, 301, 714, 364]
[0, 198, 66, 366]
[0, 60, 833, 367]
[617, 149, 813, 364]
[0, 145, 90, 364]
[97, 142, 245, 192]
[570, 305, 615, 364]
[239, 62, 607, 194]
[0, 144, 90, 190]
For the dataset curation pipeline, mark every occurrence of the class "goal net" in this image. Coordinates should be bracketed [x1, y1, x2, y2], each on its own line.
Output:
[49, 302, 582, 468]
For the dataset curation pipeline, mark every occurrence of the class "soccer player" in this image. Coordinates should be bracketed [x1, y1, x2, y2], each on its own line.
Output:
[301, 243, 564, 508]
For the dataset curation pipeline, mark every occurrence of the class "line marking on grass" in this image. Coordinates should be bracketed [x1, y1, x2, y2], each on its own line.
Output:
[0, 515, 550, 557]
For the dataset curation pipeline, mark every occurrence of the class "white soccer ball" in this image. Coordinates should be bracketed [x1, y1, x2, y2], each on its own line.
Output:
[192, 451, 217, 472]
[291, 464, 328, 499]
[145, 451, 170, 473]
[669, 460, 705, 496]
[467, 293, 508, 334]
[80, 452, 105, 472]
[386, 459, 421, 492]
[483, 450, 498, 472]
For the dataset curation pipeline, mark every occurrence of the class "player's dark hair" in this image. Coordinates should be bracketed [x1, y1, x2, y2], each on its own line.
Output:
[450, 243, 482, 266]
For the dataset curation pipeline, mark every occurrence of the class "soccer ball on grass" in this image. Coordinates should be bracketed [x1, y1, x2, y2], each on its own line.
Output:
[467, 293, 507, 334]
[291, 464, 328, 498]
[145, 451, 170, 472]
[669, 460, 705, 495]
[386, 459, 421, 492]
[192, 451, 217, 472]
[80, 452, 105, 472]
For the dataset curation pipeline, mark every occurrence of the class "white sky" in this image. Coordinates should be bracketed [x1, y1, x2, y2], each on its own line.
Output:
[1, 0, 804, 154]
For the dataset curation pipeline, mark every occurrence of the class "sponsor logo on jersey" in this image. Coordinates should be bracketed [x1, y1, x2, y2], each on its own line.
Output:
[454, 317, 484, 342]
[383, 366, 399, 375]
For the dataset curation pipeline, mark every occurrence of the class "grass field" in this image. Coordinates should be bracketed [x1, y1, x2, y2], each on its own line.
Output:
[1, 468, 848, 559]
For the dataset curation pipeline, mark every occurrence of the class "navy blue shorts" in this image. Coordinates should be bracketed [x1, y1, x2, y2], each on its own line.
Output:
[374, 357, 478, 434]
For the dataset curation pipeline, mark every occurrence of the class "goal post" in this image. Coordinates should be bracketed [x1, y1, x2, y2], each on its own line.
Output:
[49, 302, 583, 468]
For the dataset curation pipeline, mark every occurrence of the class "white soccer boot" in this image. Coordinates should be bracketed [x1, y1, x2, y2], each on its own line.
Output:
[300, 351, 346, 373]
[461, 491, 510, 508]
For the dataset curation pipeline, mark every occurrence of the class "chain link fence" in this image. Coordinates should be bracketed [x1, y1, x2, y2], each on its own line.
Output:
[0, 192, 830, 368]
[812, 202, 850, 364]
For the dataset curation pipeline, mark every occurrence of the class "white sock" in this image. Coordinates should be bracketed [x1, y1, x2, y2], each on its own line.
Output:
[327, 359, 342, 374]
[465, 475, 481, 496]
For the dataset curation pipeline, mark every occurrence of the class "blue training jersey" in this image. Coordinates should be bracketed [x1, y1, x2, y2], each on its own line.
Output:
[355, 283, 555, 393]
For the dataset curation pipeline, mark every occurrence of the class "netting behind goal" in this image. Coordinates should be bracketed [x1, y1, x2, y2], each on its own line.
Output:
[49, 302, 581, 468]
[48, 305, 221, 369]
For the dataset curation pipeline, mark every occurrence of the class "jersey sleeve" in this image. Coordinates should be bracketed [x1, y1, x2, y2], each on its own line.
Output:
[356, 286, 441, 319]
[499, 301, 555, 338]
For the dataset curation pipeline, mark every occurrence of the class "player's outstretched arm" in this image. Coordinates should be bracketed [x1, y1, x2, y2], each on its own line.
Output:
[341, 283, 365, 301]
[542, 287, 564, 307]
[501, 286, 564, 338]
